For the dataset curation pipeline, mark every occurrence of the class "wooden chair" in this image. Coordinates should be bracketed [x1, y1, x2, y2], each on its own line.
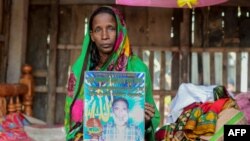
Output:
[0, 64, 34, 117]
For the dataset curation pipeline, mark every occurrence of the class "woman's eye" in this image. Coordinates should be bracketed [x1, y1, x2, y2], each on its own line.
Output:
[107, 26, 116, 32]
[94, 28, 101, 33]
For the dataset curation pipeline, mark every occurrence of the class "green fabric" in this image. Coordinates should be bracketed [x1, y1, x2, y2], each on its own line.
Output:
[210, 111, 244, 141]
[64, 6, 160, 141]
[127, 56, 161, 141]
[213, 85, 230, 101]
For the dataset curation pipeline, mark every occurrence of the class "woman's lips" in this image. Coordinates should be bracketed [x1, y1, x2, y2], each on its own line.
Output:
[101, 44, 112, 48]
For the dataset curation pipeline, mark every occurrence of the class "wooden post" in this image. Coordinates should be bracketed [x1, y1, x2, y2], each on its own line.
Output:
[19, 64, 34, 116]
[0, 97, 7, 116]
[159, 51, 166, 127]
[193, 9, 202, 84]
[0, 0, 3, 31]
[0, 0, 3, 82]
[15, 96, 22, 112]
[223, 7, 239, 90]
[171, 9, 181, 90]
[180, 9, 191, 83]
[46, 0, 58, 125]
[7, 0, 29, 83]
[8, 97, 16, 113]
[0, 0, 11, 82]
[235, 52, 241, 92]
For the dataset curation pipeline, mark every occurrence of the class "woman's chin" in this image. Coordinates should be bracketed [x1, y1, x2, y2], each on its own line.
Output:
[99, 48, 113, 54]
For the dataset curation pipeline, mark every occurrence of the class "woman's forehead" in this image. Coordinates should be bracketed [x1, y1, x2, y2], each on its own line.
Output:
[92, 13, 116, 24]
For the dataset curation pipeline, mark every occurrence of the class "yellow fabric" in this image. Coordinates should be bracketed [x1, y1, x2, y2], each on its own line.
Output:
[177, 0, 198, 8]
[184, 109, 217, 139]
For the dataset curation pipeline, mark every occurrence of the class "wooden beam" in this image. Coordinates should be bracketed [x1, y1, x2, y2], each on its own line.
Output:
[235, 52, 241, 92]
[0, 0, 11, 82]
[210, 53, 215, 84]
[171, 10, 181, 90]
[159, 51, 166, 127]
[57, 44, 250, 52]
[30, 0, 50, 5]
[0, 34, 4, 42]
[222, 53, 228, 87]
[46, 0, 59, 125]
[57, 44, 180, 52]
[0, 1, 3, 81]
[0, 0, 2, 33]
[33, 70, 48, 77]
[191, 47, 250, 52]
[35, 86, 66, 93]
[223, 0, 250, 7]
[153, 90, 177, 97]
[7, 0, 29, 83]
[180, 9, 191, 83]
[30, 0, 114, 5]
[60, 0, 114, 4]
[149, 51, 154, 83]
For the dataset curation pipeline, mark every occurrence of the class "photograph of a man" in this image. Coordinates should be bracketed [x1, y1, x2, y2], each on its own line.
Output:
[100, 97, 143, 141]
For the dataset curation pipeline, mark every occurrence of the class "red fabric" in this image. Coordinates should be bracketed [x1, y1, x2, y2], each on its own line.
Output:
[200, 98, 229, 114]
[0, 113, 32, 141]
[183, 102, 200, 112]
[155, 129, 167, 141]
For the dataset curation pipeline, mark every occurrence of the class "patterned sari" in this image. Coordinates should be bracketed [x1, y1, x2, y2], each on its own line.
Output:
[64, 6, 160, 141]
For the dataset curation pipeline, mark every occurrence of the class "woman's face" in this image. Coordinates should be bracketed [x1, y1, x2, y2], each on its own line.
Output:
[90, 13, 117, 56]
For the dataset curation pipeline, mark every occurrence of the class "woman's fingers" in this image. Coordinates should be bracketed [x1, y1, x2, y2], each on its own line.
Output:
[145, 103, 155, 114]
[145, 113, 151, 121]
[144, 103, 155, 121]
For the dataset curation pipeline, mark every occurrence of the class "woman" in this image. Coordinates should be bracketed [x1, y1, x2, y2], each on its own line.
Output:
[64, 6, 160, 141]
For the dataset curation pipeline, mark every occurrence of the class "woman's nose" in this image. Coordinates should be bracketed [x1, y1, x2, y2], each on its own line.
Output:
[101, 29, 109, 39]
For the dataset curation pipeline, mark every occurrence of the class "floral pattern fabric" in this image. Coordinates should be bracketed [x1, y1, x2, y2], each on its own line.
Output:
[0, 113, 32, 141]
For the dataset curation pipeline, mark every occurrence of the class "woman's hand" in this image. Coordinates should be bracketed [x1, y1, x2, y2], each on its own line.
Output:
[144, 102, 155, 128]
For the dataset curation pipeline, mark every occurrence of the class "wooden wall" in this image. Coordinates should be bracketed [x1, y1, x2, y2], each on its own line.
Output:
[25, 3, 250, 127]
[0, 0, 3, 81]
[0, 0, 11, 82]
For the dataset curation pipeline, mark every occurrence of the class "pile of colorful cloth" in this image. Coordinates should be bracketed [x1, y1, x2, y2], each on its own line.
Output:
[155, 83, 248, 141]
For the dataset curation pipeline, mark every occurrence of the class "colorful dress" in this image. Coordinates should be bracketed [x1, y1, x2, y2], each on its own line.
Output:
[64, 6, 160, 141]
